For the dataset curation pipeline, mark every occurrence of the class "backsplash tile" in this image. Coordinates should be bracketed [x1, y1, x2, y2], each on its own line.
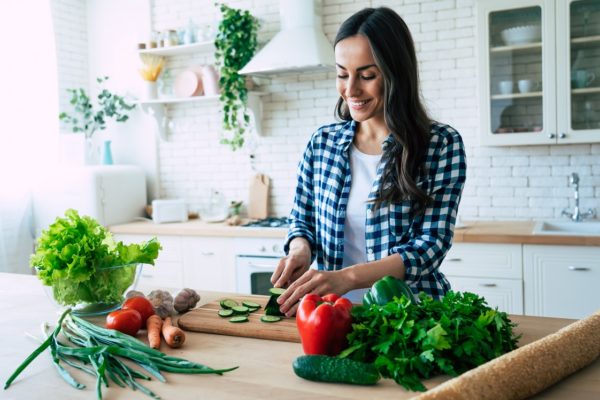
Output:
[53, 0, 600, 221]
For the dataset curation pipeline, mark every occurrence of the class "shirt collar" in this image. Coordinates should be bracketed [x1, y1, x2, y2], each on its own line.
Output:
[337, 120, 394, 152]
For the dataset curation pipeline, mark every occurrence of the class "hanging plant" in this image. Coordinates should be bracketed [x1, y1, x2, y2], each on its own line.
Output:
[214, 3, 259, 151]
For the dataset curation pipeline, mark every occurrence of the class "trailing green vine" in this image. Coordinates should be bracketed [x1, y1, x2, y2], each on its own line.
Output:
[214, 3, 259, 151]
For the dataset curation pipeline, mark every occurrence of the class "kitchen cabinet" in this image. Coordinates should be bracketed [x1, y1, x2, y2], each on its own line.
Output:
[137, 41, 266, 140]
[113, 234, 235, 293]
[182, 236, 236, 293]
[442, 243, 524, 314]
[523, 244, 600, 319]
[478, 0, 600, 145]
[114, 234, 185, 290]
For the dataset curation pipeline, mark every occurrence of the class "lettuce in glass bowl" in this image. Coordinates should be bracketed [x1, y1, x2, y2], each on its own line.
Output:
[31, 209, 161, 316]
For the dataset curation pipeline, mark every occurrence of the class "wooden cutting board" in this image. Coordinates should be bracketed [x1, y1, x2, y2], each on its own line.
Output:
[178, 294, 301, 342]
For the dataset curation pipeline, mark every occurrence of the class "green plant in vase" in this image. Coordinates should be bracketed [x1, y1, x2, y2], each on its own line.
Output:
[59, 76, 136, 138]
[214, 3, 259, 151]
[59, 77, 136, 163]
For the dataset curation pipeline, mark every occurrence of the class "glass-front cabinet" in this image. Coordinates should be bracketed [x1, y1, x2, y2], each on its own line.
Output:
[478, 0, 600, 145]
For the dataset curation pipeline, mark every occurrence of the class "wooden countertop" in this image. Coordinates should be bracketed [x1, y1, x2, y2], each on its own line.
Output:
[110, 219, 600, 246]
[2, 272, 599, 399]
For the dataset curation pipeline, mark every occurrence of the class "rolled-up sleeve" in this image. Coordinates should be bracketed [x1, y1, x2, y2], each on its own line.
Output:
[285, 140, 317, 256]
[390, 129, 466, 286]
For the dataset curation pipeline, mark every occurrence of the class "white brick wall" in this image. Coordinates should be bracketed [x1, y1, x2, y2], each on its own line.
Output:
[51, 0, 89, 125]
[55, 0, 600, 220]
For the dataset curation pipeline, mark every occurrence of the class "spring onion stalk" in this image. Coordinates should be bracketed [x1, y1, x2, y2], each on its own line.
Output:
[3, 309, 238, 399]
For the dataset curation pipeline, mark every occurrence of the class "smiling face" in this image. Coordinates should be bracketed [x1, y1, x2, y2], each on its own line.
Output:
[335, 34, 385, 124]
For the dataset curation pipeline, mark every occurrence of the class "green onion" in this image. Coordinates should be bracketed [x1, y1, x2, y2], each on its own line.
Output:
[3, 309, 238, 399]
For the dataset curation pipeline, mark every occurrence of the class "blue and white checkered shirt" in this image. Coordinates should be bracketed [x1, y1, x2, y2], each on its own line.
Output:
[285, 120, 467, 299]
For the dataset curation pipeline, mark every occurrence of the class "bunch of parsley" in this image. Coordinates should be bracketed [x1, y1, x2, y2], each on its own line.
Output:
[339, 291, 519, 391]
[31, 209, 161, 306]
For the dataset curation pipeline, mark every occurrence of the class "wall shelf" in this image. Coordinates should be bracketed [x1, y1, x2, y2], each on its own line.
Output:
[139, 41, 215, 57]
[491, 91, 543, 100]
[138, 92, 267, 141]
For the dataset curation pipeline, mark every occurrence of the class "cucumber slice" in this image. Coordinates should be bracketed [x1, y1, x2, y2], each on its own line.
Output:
[242, 301, 261, 309]
[231, 305, 249, 314]
[269, 287, 286, 296]
[247, 306, 260, 313]
[218, 309, 234, 317]
[229, 316, 249, 323]
[260, 315, 282, 323]
[220, 299, 239, 309]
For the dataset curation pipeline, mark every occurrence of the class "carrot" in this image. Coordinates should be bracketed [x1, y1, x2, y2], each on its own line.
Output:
[162, 317, 186, 348]
[146, 314, 163, 349]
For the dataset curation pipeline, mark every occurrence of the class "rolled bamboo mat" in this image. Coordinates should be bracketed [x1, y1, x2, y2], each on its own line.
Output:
[414, 310, 600, 400]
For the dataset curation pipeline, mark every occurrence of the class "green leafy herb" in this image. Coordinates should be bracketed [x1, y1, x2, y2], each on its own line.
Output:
[30, 209, 161, 306]
[339, 291, 520, 392]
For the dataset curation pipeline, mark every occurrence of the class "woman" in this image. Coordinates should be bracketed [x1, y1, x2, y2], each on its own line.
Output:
[271, 7, 466, 316]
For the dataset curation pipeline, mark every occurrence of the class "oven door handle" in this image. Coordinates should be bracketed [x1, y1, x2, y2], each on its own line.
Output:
[247, 262, 278, 270]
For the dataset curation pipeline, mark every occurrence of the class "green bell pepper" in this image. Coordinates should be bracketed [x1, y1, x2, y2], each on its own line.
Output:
[362, 276, 418, 306]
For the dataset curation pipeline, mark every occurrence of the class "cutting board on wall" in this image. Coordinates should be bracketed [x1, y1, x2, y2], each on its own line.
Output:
[178, 295, 300, 343]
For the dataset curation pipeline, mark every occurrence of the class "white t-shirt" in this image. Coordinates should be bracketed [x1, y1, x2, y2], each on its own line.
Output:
[342, 144, 382, 303]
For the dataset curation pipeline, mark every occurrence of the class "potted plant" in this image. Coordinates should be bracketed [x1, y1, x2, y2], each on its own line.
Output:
[214, 3, 259, 151]
[59, 76, 136, 163]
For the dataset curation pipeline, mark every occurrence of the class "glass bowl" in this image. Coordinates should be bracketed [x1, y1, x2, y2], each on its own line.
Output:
[39, 263, 143, 317]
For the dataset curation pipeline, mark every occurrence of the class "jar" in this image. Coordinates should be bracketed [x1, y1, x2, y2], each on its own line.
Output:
[164, 30, 178, 46]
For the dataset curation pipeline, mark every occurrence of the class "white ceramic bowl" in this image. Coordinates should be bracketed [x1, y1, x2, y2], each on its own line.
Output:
[501, 25, 541, 45]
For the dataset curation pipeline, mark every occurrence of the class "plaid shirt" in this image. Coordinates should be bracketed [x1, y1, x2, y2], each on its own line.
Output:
[285, 120, 467, 299]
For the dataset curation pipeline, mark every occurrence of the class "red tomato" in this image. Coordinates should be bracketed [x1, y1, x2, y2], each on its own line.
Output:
[122, 296, 155, 326]
[106, 309, 142, 336]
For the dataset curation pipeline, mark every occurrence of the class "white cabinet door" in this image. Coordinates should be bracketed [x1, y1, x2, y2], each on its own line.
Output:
[442, 243, 524, 314]
[447, 276, 524, 314]
[443, 243, 522, 278]
[113, 234, 184, 290]
[182, 237, 235, 293]
[524, 244, 600, 318]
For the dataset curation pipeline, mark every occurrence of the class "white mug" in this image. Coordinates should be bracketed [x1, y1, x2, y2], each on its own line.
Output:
[518, 79, 541, 93]
[498, 80, 513, 95]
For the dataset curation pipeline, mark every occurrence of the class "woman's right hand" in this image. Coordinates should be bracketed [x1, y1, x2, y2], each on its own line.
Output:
[270, 237, 312, 289]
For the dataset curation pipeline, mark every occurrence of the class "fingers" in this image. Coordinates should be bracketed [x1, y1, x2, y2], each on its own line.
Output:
[273, 255, 308, 289]
[270, 257, 287, 286]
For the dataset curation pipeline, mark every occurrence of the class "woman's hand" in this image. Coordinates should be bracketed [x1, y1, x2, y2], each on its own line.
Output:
[271, 237, 312, 289]
[276, 269, 353, 317]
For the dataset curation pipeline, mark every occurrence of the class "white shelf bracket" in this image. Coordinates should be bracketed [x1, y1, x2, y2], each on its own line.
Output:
[140, 103, 170, 141]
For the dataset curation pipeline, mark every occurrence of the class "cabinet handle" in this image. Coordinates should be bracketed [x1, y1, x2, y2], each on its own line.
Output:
[559, 132, 566, 139]
[548, 133, 556, 139]
[568, 266, 590, 271]
[446, 258, 462, 262]
[247, 262, 277, 270]
[200, 252, 215, 256]
[480, 283, 497, 287]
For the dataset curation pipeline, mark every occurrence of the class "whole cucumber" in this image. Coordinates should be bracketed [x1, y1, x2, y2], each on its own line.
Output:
[292, 355, 380, 385]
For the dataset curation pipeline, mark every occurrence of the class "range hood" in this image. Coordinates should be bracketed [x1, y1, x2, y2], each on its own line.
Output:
[238, 0, 334, 76]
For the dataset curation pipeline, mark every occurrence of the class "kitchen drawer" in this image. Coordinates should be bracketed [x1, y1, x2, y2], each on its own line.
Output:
[137, 261, 184, 290]
[442, 243, 522, 279]
[448, 276, 523, 315]
[524, 245, 600, 319]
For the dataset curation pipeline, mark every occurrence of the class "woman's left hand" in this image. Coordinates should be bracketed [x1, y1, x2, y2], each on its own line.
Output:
[276, 269, 352, 317]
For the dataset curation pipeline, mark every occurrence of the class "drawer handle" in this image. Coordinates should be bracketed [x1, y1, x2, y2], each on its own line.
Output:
[446, 258, 462, 262]
[480, 283, 497, 287]
[247, 262, 277, 270]
[568, 266, 590, 271]
[141, 274, 153, 278]
[201, 252, 215, 256]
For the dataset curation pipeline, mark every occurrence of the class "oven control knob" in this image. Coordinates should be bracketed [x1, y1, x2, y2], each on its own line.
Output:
[272, 244, 280, 253]
[260, 246, 267, 252]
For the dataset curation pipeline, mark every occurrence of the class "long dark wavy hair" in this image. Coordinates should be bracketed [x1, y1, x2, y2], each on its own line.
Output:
[334, 7, 432, 214]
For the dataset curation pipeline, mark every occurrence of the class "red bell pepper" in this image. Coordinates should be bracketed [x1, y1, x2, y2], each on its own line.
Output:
[296, 293, 353, 356]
